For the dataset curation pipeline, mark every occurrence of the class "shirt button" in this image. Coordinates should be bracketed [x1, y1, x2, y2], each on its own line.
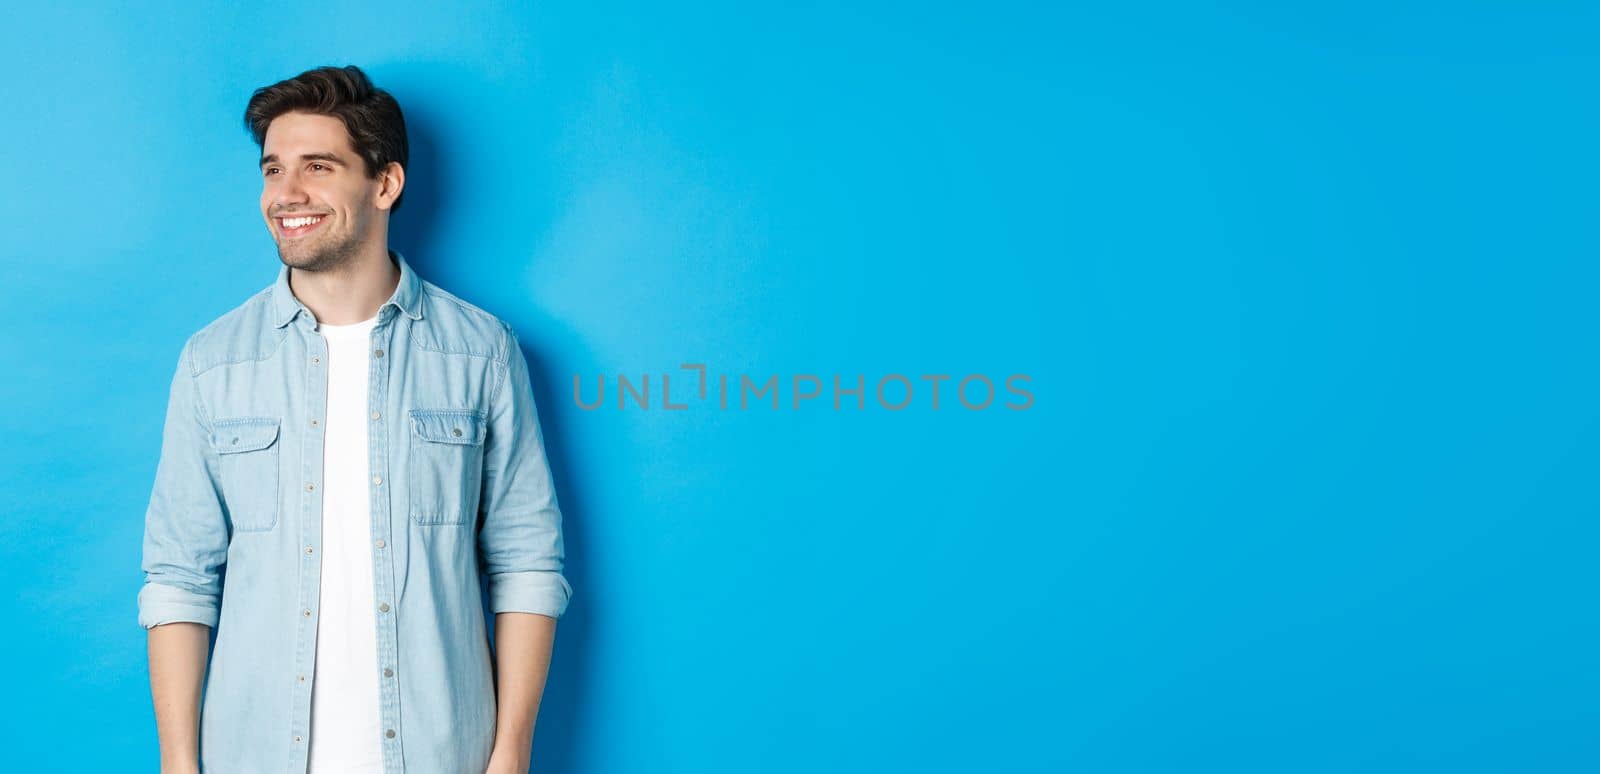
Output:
[371, 410, 381, 420]
[295, 735, 303, 743]
[312, 356, 320, 364]
[311, 419, 318, 427]
[306, 483, 315, 491]
[298, 674, 305, 682]
[378, 602, 390, 613]
[374, 349, 385, 358]
[384, 667, 394, 677]
[385, 729, 395, 739]
[231, 437, 240, 445]
[305, 546, 314, 555]
[452, 427, 462, 437]
[375, 539, 385, 548]
[372, 475, 382, 485]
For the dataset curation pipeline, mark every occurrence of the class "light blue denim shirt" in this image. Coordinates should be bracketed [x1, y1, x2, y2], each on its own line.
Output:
[137, 249, 571, 774]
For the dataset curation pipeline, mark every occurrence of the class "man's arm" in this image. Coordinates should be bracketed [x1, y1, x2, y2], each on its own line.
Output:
[148, 622, 210, 774]
[487, 612, 558, 771]
[477, 324, 573, 766]
[138, 339, 230, 772]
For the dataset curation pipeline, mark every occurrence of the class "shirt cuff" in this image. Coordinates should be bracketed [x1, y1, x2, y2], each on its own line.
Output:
[138, 581, 220, 630]
[487, 570, 572, 619]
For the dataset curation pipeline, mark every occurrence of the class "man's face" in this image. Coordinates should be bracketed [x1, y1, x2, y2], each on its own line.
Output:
[259, 111, 385, 272]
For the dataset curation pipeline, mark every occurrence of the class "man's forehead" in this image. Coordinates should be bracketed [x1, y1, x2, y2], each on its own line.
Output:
[262, 113, 354, 154]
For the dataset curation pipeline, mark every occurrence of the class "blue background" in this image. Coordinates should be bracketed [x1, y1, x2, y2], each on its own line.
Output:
[2, 2, 1596, 772]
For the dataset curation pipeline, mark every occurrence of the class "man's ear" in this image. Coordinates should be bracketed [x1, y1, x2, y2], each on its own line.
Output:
[375, 161, 406, 212]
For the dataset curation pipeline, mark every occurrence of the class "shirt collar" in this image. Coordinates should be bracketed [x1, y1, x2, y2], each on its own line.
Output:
[272, 248, 424, 328]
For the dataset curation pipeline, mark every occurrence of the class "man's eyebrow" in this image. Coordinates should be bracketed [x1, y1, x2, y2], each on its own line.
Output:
[259, 152, 347, 169]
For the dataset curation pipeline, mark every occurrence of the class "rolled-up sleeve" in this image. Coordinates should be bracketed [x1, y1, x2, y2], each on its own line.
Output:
[137, 338, 229, 630]
[477, 323, 572, 619]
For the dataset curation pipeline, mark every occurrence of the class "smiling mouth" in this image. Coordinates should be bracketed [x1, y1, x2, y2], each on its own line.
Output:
[277, 214, 327, 238]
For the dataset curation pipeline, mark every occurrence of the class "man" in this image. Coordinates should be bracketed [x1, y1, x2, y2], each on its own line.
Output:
[138, 65, 571, 774]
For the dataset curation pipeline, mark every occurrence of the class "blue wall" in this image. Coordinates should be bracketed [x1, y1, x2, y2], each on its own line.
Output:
[1, 2, 1596, 771]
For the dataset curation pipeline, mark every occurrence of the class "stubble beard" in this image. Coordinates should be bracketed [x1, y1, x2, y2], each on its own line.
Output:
[278, 225, 364, 274]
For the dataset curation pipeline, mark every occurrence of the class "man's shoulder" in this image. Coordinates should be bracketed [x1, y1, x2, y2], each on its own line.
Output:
[180, 284, 279, 376]
[416, 280, 514, 362]
[174, 277, 518, 372]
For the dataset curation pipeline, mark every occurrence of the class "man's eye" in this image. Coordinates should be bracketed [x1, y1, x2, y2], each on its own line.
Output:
[311, 163, 327, 171]
[264, 168, 279, 176]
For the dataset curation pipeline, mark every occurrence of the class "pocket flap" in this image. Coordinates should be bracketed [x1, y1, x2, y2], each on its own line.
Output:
[410, 409, 485, 445]
[212, 416, 281, 454]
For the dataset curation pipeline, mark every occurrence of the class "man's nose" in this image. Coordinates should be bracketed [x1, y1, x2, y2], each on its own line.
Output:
[273, 171, 310, 207]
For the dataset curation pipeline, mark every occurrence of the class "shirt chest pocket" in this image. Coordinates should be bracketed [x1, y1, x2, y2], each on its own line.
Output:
[210, 417, 282, 533]
[408, 408, 486, 526]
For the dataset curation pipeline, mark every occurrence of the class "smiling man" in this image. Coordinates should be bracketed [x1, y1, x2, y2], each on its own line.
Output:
[138, 65, 571, 774]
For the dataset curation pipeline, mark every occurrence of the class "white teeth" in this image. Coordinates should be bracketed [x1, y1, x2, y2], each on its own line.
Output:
[282, 216, 323, 229]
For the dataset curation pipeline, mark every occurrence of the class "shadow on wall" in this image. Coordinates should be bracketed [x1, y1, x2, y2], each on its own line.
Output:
[382, 64, 595, 774]
[386, 80, 444, 274]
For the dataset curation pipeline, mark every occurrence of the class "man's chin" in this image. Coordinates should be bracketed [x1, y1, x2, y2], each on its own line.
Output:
[276, 238, 356, 273]
[277, 247, 323, 270]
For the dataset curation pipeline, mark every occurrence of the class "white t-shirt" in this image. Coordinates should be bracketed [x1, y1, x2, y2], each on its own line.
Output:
[307, 314, 384, 773]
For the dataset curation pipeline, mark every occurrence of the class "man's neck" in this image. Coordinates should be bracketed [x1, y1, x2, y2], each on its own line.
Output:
[288, 245, 401, 326]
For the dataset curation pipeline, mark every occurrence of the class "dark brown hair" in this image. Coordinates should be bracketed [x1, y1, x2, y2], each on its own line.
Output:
[244, 65, 409, 212]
